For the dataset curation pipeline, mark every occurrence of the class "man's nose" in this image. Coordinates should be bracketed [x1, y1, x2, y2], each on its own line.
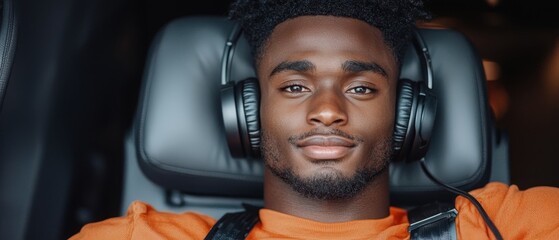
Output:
[306, 89, 348, 127]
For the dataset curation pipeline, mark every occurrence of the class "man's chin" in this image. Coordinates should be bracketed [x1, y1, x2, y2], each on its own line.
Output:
[269, 165, 376, 201]
[301, 165, 350, 179]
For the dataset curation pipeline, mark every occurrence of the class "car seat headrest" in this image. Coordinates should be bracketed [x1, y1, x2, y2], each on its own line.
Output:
[134, 16, 495, 205]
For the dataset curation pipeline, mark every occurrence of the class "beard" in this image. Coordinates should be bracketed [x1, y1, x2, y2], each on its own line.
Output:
[261, 129, 392, 201]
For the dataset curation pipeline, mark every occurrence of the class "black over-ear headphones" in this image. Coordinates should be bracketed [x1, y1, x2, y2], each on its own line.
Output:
[221, 23, 437, 163]
[220, 23, 262, 160]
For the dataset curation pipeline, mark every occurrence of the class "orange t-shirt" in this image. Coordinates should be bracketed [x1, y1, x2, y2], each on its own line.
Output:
[69, 182, 559, 239]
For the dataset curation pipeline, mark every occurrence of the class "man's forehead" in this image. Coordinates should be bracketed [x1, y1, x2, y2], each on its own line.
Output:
[259, 16, 398, 80]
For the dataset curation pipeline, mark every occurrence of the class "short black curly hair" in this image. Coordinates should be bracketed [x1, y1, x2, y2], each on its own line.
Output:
[228, 0, 431, 65]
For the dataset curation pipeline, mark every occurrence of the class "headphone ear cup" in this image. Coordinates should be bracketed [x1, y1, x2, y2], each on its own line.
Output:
[409, 82, 438, 161]
[221, 77, 261, 159]
[221, 81, 244, 158]
[221, 78, 260, 158]
[393, 79, 416, 161]
[239, 78, 261, 158]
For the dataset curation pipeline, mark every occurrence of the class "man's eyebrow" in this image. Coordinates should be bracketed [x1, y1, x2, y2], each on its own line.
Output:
[270, 60, 315, 77]
[342, 60, 388, 78]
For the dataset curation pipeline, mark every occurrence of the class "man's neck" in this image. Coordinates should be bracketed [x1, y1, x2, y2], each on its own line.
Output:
[263, 168, 390, 223]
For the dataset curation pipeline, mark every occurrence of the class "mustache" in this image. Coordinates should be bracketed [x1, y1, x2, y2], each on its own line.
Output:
[287, 128, 365, 145]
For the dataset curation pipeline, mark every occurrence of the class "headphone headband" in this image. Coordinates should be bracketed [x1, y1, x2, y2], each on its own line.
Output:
[412, 29, 434, 89]
[221, 23, 243, 85]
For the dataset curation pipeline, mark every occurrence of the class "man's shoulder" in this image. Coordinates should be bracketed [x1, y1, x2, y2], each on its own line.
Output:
[464, 181, 559, 204]
[124, 200, 217, 223]
[455, 181, 559, 239]
[69, 201, 216, 240]
[458, 181, 559, 211]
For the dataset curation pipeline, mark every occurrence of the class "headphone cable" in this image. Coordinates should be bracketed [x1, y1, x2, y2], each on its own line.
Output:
[419, 158, 504, 240]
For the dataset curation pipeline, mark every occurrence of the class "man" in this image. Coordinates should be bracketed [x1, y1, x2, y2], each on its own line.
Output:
[70, 0, 559, 239]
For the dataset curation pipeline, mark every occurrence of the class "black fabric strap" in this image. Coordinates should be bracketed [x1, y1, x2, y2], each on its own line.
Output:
[408, 201, 458, 240]
[204, 204, 262, 240]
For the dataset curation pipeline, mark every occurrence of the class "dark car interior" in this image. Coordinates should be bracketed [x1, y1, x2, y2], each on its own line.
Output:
[1, 0, 558, 240]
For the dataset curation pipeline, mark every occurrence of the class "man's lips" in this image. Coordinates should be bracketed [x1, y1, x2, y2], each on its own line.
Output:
[296, 136, 356, 160]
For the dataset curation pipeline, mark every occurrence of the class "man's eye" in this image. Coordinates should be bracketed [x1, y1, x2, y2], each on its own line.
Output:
[347, 86, 374, 94]
[282, 85, 309, 93]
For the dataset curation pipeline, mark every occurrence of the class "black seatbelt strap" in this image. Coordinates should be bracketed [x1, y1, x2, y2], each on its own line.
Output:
[204, 203, 262, 240]
[408, 201, 458, 240]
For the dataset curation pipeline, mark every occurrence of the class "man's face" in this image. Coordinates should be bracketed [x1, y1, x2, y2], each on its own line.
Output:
[258, 16, 398, 200]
